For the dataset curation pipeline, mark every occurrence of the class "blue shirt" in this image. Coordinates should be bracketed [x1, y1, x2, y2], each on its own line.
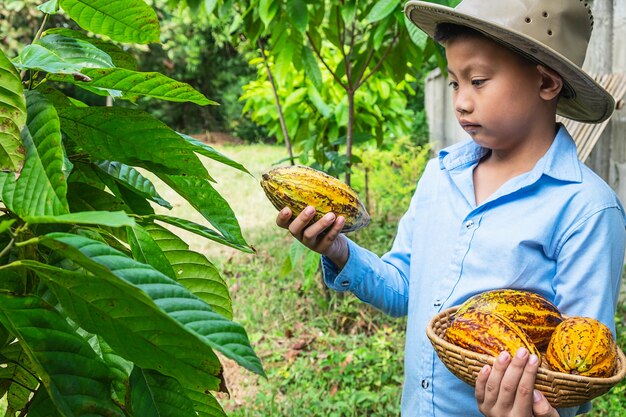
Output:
[322, 125, 626, 417]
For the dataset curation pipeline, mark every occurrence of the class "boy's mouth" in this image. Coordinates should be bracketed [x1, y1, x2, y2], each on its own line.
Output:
[460, 120, 481, 131]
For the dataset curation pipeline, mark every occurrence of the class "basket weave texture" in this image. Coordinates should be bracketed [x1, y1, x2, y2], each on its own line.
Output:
[426, 307, 626, 408]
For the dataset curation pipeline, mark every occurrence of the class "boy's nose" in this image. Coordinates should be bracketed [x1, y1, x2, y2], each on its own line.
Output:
[454, 90, 474, 115]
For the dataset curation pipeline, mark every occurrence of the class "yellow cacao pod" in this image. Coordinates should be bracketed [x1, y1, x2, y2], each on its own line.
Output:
[260, 165, 370, 232]
[455, 289, 563, 349]
[545, 317, 618, 377]
[445, 309, 540, 359]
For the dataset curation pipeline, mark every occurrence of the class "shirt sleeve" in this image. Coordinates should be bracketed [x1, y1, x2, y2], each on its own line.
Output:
[320, 167, 429, 317]
[552, 205, 625, 416]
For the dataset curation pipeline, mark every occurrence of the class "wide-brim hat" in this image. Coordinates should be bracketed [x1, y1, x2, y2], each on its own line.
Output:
[405, 0, 615, 123]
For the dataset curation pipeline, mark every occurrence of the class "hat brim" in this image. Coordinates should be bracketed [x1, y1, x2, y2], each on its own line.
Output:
[405, 1, 615, 123]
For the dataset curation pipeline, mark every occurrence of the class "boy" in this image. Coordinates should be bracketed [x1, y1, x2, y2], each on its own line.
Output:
[276, 0, 626, 416]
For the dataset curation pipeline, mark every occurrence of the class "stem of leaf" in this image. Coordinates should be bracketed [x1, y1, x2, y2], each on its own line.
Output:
[20, 13, 49, 82]
[0, 238, 15, 260]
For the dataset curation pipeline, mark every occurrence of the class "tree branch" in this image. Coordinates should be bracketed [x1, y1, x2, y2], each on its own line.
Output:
[306, 32, 348, 90]
[354, 29, 400, 90]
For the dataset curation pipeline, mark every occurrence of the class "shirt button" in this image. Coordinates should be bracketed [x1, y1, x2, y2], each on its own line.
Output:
[340, 280, 350, 287]
[465, 220, 474, 229]
[421, 379, 429, 389]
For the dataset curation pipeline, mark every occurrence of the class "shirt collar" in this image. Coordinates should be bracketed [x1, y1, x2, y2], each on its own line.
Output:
[438, 124, 582, 183]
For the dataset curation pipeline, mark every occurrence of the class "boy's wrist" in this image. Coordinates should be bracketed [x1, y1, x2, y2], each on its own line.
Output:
[324, 234, 349, 270]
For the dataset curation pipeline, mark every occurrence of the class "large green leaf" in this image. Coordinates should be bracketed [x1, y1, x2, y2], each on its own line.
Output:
[23, 210, 135, 227]
[1, 91, 69, 217]
[158, 174, 249, 249]
[27, 388, 63, 417]
[14, 35, 114, 75]
[179, 132, 251, 176]
[50, 67, 218, 105]
[127, 224, 176, 278]
[287, 0, 308, 33]
[146, 223, 232, 319]
[258, 0, 279, 27]
[36, 232, 264, 376]
[148, 214, 255, 254]
[365, 0, 400, 23]
[95, 160, 172, 209]
[0, 294, 123, 417]
[302, 45, 322, 91]
[0, 48, 26, 173]
[59, 0, 161, 44]
[185, 387, 228, 417]
[18, 260, 224, 394]
[130, 367, 197, 417]
[58, 106, 209, 177]
[44, 28, 139, 70]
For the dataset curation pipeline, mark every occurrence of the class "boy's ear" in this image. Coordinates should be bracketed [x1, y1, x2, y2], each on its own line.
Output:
[536, 65, 564, 101]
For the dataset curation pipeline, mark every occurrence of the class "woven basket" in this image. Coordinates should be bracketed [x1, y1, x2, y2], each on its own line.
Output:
[426, 307, 626, 408]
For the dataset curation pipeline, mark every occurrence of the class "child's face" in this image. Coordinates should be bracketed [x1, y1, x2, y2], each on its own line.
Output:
[445, 34, 548, 150]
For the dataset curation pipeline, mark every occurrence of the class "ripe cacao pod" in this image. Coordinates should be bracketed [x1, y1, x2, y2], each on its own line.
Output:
[455, 289, 563, 349]
[445, 309, 540, 359]
[260, 165, 370, 232]
[545, 317, 618, 377]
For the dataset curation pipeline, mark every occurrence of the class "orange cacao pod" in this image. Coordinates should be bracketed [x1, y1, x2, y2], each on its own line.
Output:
[445, 309, 540, 359]
[545, 317, 618, 377]
[456, 289, 562, 348]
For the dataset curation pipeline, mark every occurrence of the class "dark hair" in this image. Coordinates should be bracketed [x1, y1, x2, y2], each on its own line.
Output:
[433, 23, 486, 44]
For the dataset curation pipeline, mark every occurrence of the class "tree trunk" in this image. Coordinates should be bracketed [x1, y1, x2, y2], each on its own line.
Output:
[258, 39, 295, 165]
[345, 89, 355, 185]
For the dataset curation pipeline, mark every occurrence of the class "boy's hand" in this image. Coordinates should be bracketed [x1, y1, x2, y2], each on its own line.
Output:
[276, 206, 349, 269]
[475, 348, 559, 417]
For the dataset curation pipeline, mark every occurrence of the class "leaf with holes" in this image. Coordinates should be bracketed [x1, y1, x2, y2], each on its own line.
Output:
[145, 223, 232, 319]
[0, 48, 26, 173]
[50, 68, 217, 105]
[0, 293, 124, 417]
[59, 0, 160, 44]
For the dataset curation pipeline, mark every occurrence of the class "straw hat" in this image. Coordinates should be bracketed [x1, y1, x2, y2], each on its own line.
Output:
[405, 0, 615, 123]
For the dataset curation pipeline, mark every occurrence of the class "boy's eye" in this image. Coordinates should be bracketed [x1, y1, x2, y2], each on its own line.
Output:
[472, 79, 486, 86]
[448, 81, 459, 90]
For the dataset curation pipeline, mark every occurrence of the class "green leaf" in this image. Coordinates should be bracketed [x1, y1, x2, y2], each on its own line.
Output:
[146, 223, 232, 319]
[28, 388, 63, 417]
[1, 91, 69, 217]
[179, 133, 251, 176]
[0, 342, 39, 416]
[287, 0, 308, 33]
[258, 0, 279, 27]
[0, 48, 26, 173]
[58, 106, 208, 177]
[44, 28, 138, 70]
[38, 233, 264, 376]
[185, 387, 227, 417]
[24, 210, 135, 227]
[14, 35, 114, 74]
[130, 367, 197, 417]
[157, 174, 249, 249]
[302, 45, 322, 91]
[50, 67, 217, 105]
[127, 224, 176, 278]
[204, 0, 218, 14]
[307, 83, 332, 118]
[59, 0, 161, 44]
[38, 0, 60, 14]
[0, 294, 124, 417]
[365, 0, 400, 23]
[148, 214, 254, 254]
[404, 14, 427, 48]
[95, 160, 172, 209]
[0, 219, 15, 234]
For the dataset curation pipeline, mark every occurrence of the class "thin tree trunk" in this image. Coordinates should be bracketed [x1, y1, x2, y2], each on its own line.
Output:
[345, 89, 355, 185]
[258, 39, 295, 165]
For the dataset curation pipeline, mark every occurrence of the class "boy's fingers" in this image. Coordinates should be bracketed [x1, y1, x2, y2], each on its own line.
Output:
[495, 348, 530, 409]
[480, 351, 510, 407]
[532, 390, 560, 417]
[320, 216, 345, 246]
[474, 364, 491, 404]
[287, 206, 316, 238]
[301, 212, 337, 246]
[511, 352, 539, 410]
[276, 207, 292, 228]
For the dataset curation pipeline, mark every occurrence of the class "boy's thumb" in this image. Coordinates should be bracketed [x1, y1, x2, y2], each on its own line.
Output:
[532, 390, 560, 417]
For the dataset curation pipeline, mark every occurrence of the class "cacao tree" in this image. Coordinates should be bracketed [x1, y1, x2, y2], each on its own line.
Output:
[0, 1, 263, 416]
